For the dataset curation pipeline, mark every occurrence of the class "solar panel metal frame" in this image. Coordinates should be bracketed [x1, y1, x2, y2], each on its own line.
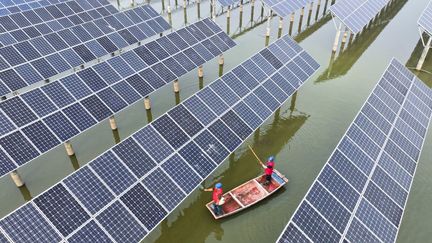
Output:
[0, 34, 320, 243]
[276, 58, 432, 243]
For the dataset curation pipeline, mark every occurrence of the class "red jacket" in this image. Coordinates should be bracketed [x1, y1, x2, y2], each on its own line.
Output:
[265, 167, 273, 176]
[212, 188, 223, 203]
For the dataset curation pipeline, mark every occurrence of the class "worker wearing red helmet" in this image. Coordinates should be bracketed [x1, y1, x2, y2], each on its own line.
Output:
[264, 156, 275, 185]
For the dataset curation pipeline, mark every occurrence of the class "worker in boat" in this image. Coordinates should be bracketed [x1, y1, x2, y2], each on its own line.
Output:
[263, 156, 275, 186]
[204, 183, 224, 216]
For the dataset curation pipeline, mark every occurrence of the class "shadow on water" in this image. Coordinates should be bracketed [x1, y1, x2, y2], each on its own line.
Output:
[294, 14, 332, 43]
[315, 0, 408, 83]
[151, 102, 309, 243]
[406, 38, 432, 87]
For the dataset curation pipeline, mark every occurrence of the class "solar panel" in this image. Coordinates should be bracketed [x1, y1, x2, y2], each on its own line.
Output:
[0, 34, 319, 242]
[0, 5, 170, 95]
[262, 0, 312, 18]
[0, 18, 236, 179]
[217, 0, 239, 7]
[330, 0, 391, 34]
[276, 58, 432, 243]
[418, 0, 432, 37]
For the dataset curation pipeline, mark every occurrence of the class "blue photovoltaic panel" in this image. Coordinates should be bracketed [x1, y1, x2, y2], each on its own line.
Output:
[0, 4, 169, 95]
[0, 18, 236, 179]
[0, 34, 319, 242]
[34, 184, 90, 237]
[419, 1, 432, 41]
[63, 167, 114, 214]
[277, 58, 432, 243]
[67, 220, 112, 243]
[96, 201, 147, 242]
[262, 0, 312, 18]
[330, 0, 391, 34]
[217, 0, 239, 7]
[0, 204, 61, 243]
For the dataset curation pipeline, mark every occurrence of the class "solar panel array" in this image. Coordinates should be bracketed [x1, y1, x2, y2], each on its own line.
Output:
[262, 0, 312, 18]
[330, 0, 390, 34]
[418, 0, 432, 37]
[0, 18, 236, 179]
[0, 5, 170, 96]
[0, 0, 68, 16]
[277, 58, 432, 243]
[0, 0, 114, 37]
[217, 0, 238, 7]
[0, 34, 319, 243]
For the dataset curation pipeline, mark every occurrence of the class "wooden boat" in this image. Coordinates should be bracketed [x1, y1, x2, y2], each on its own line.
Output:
[205, 169, 289, 219]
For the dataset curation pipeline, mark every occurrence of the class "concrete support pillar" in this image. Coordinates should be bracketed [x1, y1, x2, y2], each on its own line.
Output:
[298, 7, 304, 33]
[173, 80, 180, 93]
[168, 5, 172, 26]
[144, 96, 151, 110]
[323, 0, 329, 15]
[340, 28, 349, 51]
[219, 55, 224, 77]
[332, 23, 342, 53]
[315, 0, 321, 21]
[250, 0, 255, 23]
[64, 141, 75, 156]
[183, 0, 187, 24]
[278, 17, 283, 38]
[416, 38, 432, 71]
[227, 7, 231, 34]
[197, 0, 201, 19]
[239, 3, 243, 29]
[307, 2, 313, 26]
[109, 116, 117, 130]
[260, 4, 264, 19]
[265, 11, 271, 46]
[289, 13, 295, 36]
[211, 0, 216, 21]
[10, 170, 24, 187]
[198, 66, 204, 78]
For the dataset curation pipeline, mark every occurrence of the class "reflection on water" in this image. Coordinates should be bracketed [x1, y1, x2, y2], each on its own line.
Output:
[406, 38, 432, 87]
[316, 0, 408, 83]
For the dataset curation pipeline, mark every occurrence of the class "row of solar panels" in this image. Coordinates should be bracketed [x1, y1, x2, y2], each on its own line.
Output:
[0, 5, 170, 96]
[0, 18, 236, 178]
[330, 0, 391, 34]
[0, 34, 320, 243]
[277, 58, 432, 243]
[0, 0, 69, 16]
[216, 0, 312, 18]
[0, 0, 111, 33]
[0, 0, 117, 46]
[418, 0, 432, 37]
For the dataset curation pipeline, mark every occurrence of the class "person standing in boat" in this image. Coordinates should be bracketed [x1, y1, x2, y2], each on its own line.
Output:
[264, 156, 275, 186]
[204, 183, 224, 216]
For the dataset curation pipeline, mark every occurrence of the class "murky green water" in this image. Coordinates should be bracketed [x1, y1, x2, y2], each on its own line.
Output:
[0, 0, 431, 242]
